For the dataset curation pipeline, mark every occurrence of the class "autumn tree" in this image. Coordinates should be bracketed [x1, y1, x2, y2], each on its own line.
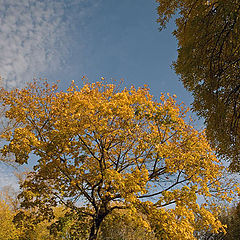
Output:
[221, 202, 240, 240]
[156, 0, 240, 170]
[0, 76, 16, 164]
[0, 80, 238, 240]
[198, 202, 240, 240]
[0, 198, 20, 239]
[13, 205, 71, 240]
[50, 207, 156, 239]
[98, 208, 156, 240]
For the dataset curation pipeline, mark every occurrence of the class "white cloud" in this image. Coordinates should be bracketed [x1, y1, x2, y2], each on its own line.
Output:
[0, 0, 100, 191]
[0, 0, 98, 88]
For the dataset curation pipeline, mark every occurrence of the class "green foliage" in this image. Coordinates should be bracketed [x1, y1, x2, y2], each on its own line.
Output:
[156, 0, 240, 170]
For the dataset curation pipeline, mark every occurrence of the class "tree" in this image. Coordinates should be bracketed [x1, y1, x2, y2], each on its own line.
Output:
[98, 208, 156, 240]
[0, 76, 16, 164]
[222, 202, 240, 240]
[13, 205, 70, 240]
[0, 198, 20, 239]
[50, 207, 157, 239]
[156, 0, 240, 170]
[198, 202, 240, 240]
[0, 80, 237, 240]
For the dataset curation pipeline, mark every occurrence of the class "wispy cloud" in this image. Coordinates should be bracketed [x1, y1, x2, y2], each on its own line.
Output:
[0, 0, 98, 88]
[0, 0, 100, 190]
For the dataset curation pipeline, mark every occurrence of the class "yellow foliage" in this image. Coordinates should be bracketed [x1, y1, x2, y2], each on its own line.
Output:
[0, 199, 19, 239]
[0, 80, 238, 239]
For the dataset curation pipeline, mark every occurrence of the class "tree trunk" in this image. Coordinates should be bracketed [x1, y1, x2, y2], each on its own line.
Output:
[88, 216, 103, 240]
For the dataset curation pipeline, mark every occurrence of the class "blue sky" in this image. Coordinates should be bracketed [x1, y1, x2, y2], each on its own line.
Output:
[0, 0, 193, 190]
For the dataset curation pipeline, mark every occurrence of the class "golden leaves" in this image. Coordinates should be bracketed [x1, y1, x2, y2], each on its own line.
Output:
[0, 199, 20, 239]
[1, 80, 238, 239]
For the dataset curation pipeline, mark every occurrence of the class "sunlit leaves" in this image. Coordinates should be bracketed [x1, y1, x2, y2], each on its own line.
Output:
[0, 199, 20, 240]
[0, 80, 238, 239]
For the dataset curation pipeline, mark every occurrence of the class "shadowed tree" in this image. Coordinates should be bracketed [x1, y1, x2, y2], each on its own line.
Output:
[156, 0, 240, 171]
[198, 202, 240, 240]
